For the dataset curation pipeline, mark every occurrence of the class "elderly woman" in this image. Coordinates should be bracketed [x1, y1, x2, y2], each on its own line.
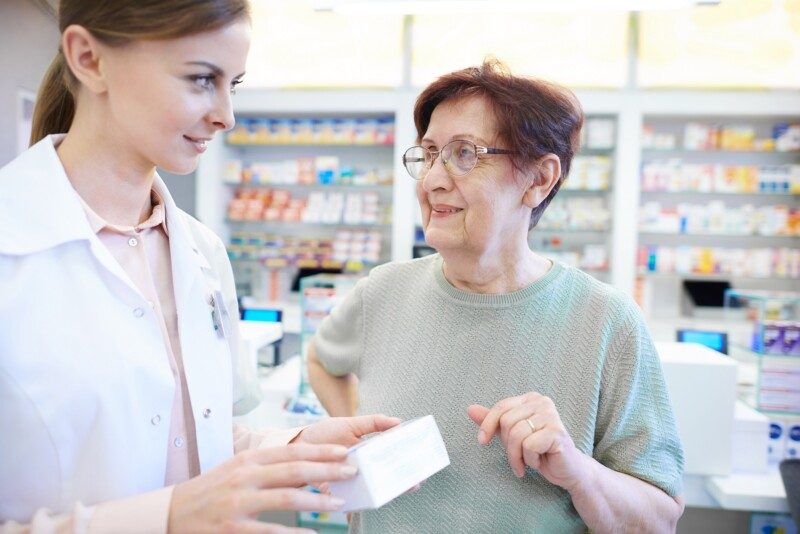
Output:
[308, 60, 684, 533]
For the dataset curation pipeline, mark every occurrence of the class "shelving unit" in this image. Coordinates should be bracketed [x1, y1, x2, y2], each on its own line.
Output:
[530, 115, 617, 277]
[192, 89, 800, 320]
[219, 114, 398, 302]
[724, 290, 799, 427]
[635, 116, 800, 318]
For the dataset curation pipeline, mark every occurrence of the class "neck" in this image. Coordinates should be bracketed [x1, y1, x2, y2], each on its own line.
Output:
[57, 100, 156, 227]
[440, 239, 552, 294]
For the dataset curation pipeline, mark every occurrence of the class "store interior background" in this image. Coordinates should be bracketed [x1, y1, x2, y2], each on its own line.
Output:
[2, 1, 799, 532]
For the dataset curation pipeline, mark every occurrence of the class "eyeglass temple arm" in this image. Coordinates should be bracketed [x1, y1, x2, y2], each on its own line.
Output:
[482, 147, 515, 155]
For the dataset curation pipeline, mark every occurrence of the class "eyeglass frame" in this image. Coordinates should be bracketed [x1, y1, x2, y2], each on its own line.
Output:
[402, 139, 516, 181]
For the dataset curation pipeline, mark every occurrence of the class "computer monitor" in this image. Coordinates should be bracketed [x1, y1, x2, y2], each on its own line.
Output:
[682, 280, 731, 308]
[676, 329, 728, 355]
[291, 266, 342, 292]
[241, 307, 283, 323]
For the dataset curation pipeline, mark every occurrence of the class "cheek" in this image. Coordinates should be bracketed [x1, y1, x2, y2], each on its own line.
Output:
[416, 184, 430, 211]
[159, 92, 206, 133]
[132, 79, 206, 136]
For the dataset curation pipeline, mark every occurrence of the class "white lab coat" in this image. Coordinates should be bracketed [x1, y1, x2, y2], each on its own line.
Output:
[0, 135, 260, 522]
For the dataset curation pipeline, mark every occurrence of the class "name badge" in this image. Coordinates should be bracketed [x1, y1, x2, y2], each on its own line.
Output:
[210, 290, 229, 339]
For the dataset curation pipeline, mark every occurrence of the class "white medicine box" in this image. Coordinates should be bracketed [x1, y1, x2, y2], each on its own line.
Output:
[328, 415, 450, 512]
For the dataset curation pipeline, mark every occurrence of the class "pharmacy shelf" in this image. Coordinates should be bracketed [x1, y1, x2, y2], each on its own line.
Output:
[534, 228, 611, 236]
[637, 272, 799, 282]
[227, 142, 394, 148]
[643, 148, 800, 156]
[640, 231, 799, 239]
[636, 115, 800, 320]
[641, 190, 797, 197]
[193, 89, 800, 300]
[226, 182, 393, 190]
[227, 219, 391, 228]
[577, 148, 615, 156]
[230, 258, 376, 270]
[559, 188, 612, 195]
[729, 342, 800, 360]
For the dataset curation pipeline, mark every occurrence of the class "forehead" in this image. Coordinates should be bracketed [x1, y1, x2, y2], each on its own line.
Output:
[424, 95, 499, 144]
[126, 18, 251, 74]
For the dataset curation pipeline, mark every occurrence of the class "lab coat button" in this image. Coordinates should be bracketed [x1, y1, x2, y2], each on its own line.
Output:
[151, 415, 161, 425]
[133, 307, 145, 318]
[174, 437, 184, 448]
[203, 408, 212, 419]
[127, 237, 139, 247]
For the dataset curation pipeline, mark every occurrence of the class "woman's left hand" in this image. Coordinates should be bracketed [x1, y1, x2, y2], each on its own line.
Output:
[294, 414, 402, 447]
[468, 393, 587, 491]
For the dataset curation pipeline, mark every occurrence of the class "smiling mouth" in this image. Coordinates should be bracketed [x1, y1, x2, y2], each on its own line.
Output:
[184, 135, 209, 150]
[432, 207, 463, 214]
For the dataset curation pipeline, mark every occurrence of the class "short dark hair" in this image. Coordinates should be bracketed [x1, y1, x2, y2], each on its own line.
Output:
[413, 59, 585, 229]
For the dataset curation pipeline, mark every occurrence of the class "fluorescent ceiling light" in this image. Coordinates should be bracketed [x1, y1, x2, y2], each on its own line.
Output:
[315, 0, 722, 14]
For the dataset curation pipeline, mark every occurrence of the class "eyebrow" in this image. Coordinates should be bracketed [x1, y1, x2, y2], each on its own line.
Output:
[421, 134, 491, 146]
[185, 61, 245, 80]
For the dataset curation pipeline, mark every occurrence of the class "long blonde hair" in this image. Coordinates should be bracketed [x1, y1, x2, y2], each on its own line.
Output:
[30, 0, 250, 146]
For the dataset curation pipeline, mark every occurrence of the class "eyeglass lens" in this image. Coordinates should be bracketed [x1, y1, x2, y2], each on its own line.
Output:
[402, 140, 478, 180]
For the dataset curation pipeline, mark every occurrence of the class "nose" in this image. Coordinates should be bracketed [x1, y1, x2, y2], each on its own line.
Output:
[209, 90, 236, 132]
[421, 154, 452, 192]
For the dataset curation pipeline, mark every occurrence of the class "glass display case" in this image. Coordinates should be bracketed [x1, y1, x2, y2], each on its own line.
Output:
[724, 289, 800, 416]
[292, 273, 357, 531]
[286, 273, 358, 418]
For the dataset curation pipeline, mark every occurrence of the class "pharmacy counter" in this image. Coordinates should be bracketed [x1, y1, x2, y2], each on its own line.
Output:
[238, 346, 789, 514]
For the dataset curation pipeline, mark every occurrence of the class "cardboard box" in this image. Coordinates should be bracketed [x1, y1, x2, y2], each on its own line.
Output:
[657, 342, 738, 475]
[731, 401, 768, 473]
[328, 415, 450, 512]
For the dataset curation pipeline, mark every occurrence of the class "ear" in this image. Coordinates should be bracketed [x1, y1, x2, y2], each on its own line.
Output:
[522, 154, 561, 209]
[61, 24, 108, 95]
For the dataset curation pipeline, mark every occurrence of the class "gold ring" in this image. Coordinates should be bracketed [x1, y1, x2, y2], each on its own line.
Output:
[525, 418, 536, 434]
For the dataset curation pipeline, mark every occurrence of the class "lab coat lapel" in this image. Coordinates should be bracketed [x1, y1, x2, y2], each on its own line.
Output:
[155, 176, 233, 472]
[154, 176, 211, 340]
[0, 134, 146, 303]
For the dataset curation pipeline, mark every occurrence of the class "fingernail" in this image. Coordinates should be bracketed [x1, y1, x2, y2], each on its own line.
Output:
[341, 465, 358, 476]
[332, 446, 348, 456]
[330, 497, 345, 508]
[478, 430, 487, 443]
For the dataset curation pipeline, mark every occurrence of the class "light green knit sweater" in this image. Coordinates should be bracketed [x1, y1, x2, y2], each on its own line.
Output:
[314, 254, 684, 534]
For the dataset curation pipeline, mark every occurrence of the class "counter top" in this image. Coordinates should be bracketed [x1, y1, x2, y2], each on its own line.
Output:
[242, 354, 789, 514]
[706, 472, 789, 513]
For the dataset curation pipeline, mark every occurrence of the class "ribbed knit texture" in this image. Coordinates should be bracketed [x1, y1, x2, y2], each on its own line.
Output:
[314, 254, 684, 534]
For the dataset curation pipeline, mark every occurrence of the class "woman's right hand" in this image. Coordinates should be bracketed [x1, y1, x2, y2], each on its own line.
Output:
[168, 443, 355, 533]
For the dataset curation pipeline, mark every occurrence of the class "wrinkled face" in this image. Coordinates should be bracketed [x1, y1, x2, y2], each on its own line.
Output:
[100, 19, 251, 174]
[416, 96, 531, 256]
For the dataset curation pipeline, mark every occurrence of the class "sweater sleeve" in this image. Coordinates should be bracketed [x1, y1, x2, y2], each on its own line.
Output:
[311, 277, 368, 377]
[593, 304, 685, 497]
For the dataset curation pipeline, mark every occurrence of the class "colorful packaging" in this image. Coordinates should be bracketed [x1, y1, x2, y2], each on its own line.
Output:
[749, 512, 798, 534]
[787, 422, 800, 459]
[252, 119, 270, 144]
[768, 420, 786, 463]
[761, 322, 784, 355]
[783, 322, 800, 356]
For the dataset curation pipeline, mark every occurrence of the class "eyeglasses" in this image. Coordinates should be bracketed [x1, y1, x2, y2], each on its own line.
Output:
[402, 139, 515, 181]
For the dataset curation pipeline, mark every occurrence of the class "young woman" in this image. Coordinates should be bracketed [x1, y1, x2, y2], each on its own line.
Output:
[0, 2, 398, 532]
